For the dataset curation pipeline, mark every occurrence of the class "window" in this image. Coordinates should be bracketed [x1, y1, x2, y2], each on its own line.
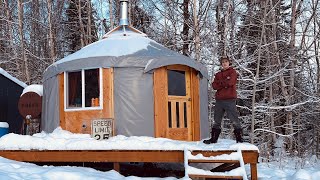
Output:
[167, 70, 186, 96]
[65, 68, 102, 110]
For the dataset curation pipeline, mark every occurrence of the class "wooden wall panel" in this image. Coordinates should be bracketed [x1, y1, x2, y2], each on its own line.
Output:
[191, 69, 200, 140]
[59, 73, 65, 130]
[153, 67, 168, 138]
[59, 68, 114, 134]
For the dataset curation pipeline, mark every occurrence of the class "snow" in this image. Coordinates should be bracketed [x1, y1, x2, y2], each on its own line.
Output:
[0, 122, 9, 128]
[21, 84, 43, 96]
[55, 29, 154, 65]
[256, 158, 320, 180]
[188, 151, 240, 160]
[0, 157, 178, 180]
[0, 127, 258, 151]
[0, 67, 27, 88]
[0, 128, 319, 179]
[186, 165, 245, 177]
[0, 156, 319, 180]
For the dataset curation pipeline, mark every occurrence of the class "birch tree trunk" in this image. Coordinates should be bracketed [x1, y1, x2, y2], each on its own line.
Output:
[109, 0, 114, 29]
[87, 0, 92, 44]
[250, 0, 267, 144]
[78, 0, 86, 47]
[182, 0, 190, 56]
[287, 0, 299, 151]
[47, 0, 57, 63]
[18, 0, 30, 84]
[216, 0, 224, 56]
[193, 0, 200, 62]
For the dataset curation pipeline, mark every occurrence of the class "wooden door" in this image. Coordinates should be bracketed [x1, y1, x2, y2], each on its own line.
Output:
[167, 65, 192, 140]
[154, 65, 194, 141]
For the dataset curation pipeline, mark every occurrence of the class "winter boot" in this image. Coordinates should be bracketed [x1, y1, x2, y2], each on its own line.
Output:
[234, 129, 243, 143]
[203, 128, 221, 144]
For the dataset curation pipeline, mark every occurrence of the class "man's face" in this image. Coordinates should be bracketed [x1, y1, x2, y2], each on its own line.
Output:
[221, 59, 230, 70]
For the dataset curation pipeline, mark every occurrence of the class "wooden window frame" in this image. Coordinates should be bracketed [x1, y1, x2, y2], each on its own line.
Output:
[64, 68, 103, 111]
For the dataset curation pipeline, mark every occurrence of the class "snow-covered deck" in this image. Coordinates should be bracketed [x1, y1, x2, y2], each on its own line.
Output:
[0, 128, 259, 179]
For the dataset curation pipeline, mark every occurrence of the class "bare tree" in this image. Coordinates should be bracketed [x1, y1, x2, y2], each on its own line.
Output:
[18, 0, 30, 84]
[47, 0, 57, 63]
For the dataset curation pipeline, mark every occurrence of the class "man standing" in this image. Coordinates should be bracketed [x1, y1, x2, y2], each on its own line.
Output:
[203, 56, 243, 144]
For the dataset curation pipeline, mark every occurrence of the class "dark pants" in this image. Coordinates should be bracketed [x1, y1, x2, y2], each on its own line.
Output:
[212, 99, 241, 130]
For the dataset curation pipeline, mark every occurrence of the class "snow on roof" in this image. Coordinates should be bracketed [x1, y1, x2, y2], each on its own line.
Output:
[55, 27, 154, 65]
[21, 84, 43, 97]
[0, 127, 259, 151]
[0, 68, 27, 88]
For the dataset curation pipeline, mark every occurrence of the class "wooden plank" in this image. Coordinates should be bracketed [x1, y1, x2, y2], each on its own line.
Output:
[0, 150, 258, 164]
[185, 68, 193, 141]
[189, 174, 243, 179]
[0, 150, 184, 163]
[153, 67, 168, 138]
[188, 159, 240, 164]
[105, 68, 114, 119]
[113, 162, 120, 172]
[59, 73, 65, 129]
[192, 150, 259, 164]
[211, 162, 240, 172]
[168, 128, 188, 140]
[166, 65, 190, 71]
[191, 69, 200, 140]
[171, 100, 177, 128]
[179, 101, 185, 128]
[250, 163, 258, 180]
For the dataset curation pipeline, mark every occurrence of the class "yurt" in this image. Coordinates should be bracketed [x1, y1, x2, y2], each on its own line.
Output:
[42, 0, 209, 141]
[0, 68, 27, 133]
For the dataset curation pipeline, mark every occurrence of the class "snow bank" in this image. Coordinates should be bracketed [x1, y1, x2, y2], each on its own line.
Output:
[0, 122, 9, 128]
[0, 127, 259, 151]
[0, 156, 179, 180]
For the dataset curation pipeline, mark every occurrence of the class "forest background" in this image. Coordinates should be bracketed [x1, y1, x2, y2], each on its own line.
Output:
[0, 0, 319, 163]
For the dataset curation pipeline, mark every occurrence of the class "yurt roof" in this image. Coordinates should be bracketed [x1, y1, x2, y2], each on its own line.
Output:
[43, 26, 208, 81]
[0, 67, 27, 88]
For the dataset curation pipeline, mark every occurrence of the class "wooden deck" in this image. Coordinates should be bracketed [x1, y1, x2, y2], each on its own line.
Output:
[0, 149, 258, 180]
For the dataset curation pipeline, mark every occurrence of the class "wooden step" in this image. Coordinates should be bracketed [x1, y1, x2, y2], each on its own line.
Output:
[189, 174, 243, 179]
[184, 149, 247, 180]
[211, 162, 240, 172]
[188, 159, 240, 164]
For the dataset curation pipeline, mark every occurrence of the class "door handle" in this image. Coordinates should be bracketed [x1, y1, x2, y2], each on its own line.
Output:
[188, 98, 192, 101]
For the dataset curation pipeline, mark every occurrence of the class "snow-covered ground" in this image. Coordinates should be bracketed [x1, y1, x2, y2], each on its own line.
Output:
[0, 128, 319, 180]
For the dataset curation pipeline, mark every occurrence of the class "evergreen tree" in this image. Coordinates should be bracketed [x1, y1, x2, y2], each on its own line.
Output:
[64, 0, 98, 53]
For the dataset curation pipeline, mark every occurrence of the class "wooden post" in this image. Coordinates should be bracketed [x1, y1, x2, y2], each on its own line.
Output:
[250, 163, 258, 180]
[113, 162, 120, 172]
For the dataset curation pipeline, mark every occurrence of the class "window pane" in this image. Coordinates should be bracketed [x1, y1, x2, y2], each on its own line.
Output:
[67, 71, 82, 108]
[85, 69, 100, 107]
[167, 70, 186, 96]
